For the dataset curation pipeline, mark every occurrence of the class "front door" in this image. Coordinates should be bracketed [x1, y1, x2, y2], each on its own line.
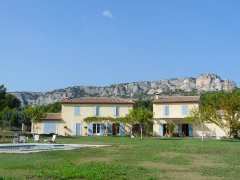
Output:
[182, 124, 189, 137]
[112, 123, 120, 136]
[76, 123, 82, 136]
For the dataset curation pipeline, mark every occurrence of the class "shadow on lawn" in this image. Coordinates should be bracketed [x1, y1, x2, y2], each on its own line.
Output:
[156, 137, 184, 141]
[221, 138, 240, 143]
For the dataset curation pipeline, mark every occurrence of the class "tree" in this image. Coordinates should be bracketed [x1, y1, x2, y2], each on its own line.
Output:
[127, 108, 153, 140]
[40, 102, 62, 113]
[23, 106, 45, 134]
[187, 90, 240, 138]
[24, 106, 45, 123]
[4, 94, 21, 109]
[134, 99, 153, 111]
[0, 85, 7, 111]
[186, 106, 213, 141]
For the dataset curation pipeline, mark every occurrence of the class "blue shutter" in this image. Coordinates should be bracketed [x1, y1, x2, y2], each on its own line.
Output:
[164, 105, 170, 116]
[189, 124, 193, 137]
[159, 124, 163, 136]
[115, 106, 120, 117]
[107, 123, 113, 135]
[96, 106, 100, 116]
[100, 124, 105, 136]
[76, 123, 82, 136]
[74, 107, 80, 116]
[119, 123, 125, 136]
[181, 105, 189, 116]
[72, 124, 76, 135]
[88, 123, 93, 136]
[178, 124, 182, 137]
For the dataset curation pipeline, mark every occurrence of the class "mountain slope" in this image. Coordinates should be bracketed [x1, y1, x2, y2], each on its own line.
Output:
[11, 74, 237, 106]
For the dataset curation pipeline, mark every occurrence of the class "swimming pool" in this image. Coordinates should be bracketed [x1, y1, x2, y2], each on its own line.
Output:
[0, 144, 108, 153]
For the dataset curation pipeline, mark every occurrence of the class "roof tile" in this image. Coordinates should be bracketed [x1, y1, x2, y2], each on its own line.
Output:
[153, 96, 200, 103]
[62, 97, 134, 105]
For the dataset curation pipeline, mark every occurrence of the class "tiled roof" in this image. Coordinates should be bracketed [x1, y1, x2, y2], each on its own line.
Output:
[40, 113, 62, 121]
[153, 96, 200, 103]
[62, 97, 134, 105]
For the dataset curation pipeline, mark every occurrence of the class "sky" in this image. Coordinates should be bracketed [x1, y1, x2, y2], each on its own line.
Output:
[0, 0, 240, 92]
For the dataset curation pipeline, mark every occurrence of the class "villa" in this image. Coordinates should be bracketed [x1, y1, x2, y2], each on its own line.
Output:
[153, 96, 227, 138]
[31, 97, 134, 136]
[32, 95, 228, 138]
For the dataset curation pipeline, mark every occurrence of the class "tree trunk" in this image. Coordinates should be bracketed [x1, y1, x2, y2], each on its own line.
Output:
[140, 124, 143, 140]
[22, 123, 25, 132]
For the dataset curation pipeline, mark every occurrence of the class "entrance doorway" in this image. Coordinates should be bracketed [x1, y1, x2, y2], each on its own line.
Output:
[93, 123, 101, 135]
[112, 123, 120, 136]
[163, 124, 167, 136]
[182, 124, 189, 137]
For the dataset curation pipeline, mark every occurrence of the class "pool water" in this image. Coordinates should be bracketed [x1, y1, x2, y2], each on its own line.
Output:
[0, 144, 108, 153]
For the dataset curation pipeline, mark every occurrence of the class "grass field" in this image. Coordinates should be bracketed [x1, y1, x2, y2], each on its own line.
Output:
[0, 137, 240, 180]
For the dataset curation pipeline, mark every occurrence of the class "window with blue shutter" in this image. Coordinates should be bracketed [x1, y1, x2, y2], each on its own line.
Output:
[178, 124, 182, 137]
[74, 106, 80, 116]
[159, 124, 164, 136]
[100, 124, 105, 136]
[119, 123, 125, 136]
[107, 123, 113, 135]
[181, 105, 189, 116]
[114, 106, 120, 117]
[189, 124, 193, 137]
[88, 123, 93, 136]
[164, 105, 170, 116]
[76, 123, 82, 136]
[96, 106, 100, 117]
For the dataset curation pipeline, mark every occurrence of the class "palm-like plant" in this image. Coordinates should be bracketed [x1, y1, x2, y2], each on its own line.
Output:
[127, 108, 153, 140]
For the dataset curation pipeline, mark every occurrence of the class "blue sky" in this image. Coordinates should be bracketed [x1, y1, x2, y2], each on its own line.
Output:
[0, 1, 240, 92]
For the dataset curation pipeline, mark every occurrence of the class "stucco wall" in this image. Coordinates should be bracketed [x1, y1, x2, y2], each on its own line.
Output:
[32, 104, 133, 136]
[193, 123, 227, 138]
[153, 120, 227, 138]
[153, 103, 199, 119]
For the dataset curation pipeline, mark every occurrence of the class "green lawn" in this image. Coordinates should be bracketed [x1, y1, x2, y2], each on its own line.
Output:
[0, 137, 240, 180]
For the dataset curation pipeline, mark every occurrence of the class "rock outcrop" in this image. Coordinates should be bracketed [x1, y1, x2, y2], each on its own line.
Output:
[11, 73, 237, 106]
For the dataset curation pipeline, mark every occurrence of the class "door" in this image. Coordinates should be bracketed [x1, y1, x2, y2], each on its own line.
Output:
[43, 122, 57, 134]
[182, 124, 189, 137]
[93, 123, 101, 135]
[112, 123, 120, 136]
[76, 123, 82, 136]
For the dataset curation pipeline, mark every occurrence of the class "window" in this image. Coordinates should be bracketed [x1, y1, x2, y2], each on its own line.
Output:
[96, 106, 100, 116]
[93, 123, 101, 134]
[164, 105, 170, 116]
[181, 105, 189, 116]
[115, 106, 120, 117]
[74, 106, 80, 116]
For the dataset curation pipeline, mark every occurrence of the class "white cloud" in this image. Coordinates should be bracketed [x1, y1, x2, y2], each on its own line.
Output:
[102, 10, 113, 19]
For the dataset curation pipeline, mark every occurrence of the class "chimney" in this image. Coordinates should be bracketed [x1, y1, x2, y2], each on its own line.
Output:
[154, 93, 160, 100]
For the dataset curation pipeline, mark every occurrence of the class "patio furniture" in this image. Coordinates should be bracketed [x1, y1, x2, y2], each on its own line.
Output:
[33, 134, 40, 142]
[19, 136, 27, 143]
[49, 134, 57, 143]
[12, 132, 19, 144]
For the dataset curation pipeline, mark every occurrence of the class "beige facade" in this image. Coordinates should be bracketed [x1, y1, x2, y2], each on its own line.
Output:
[32, 97, 134, 136]
[153, 96, 227, 138]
